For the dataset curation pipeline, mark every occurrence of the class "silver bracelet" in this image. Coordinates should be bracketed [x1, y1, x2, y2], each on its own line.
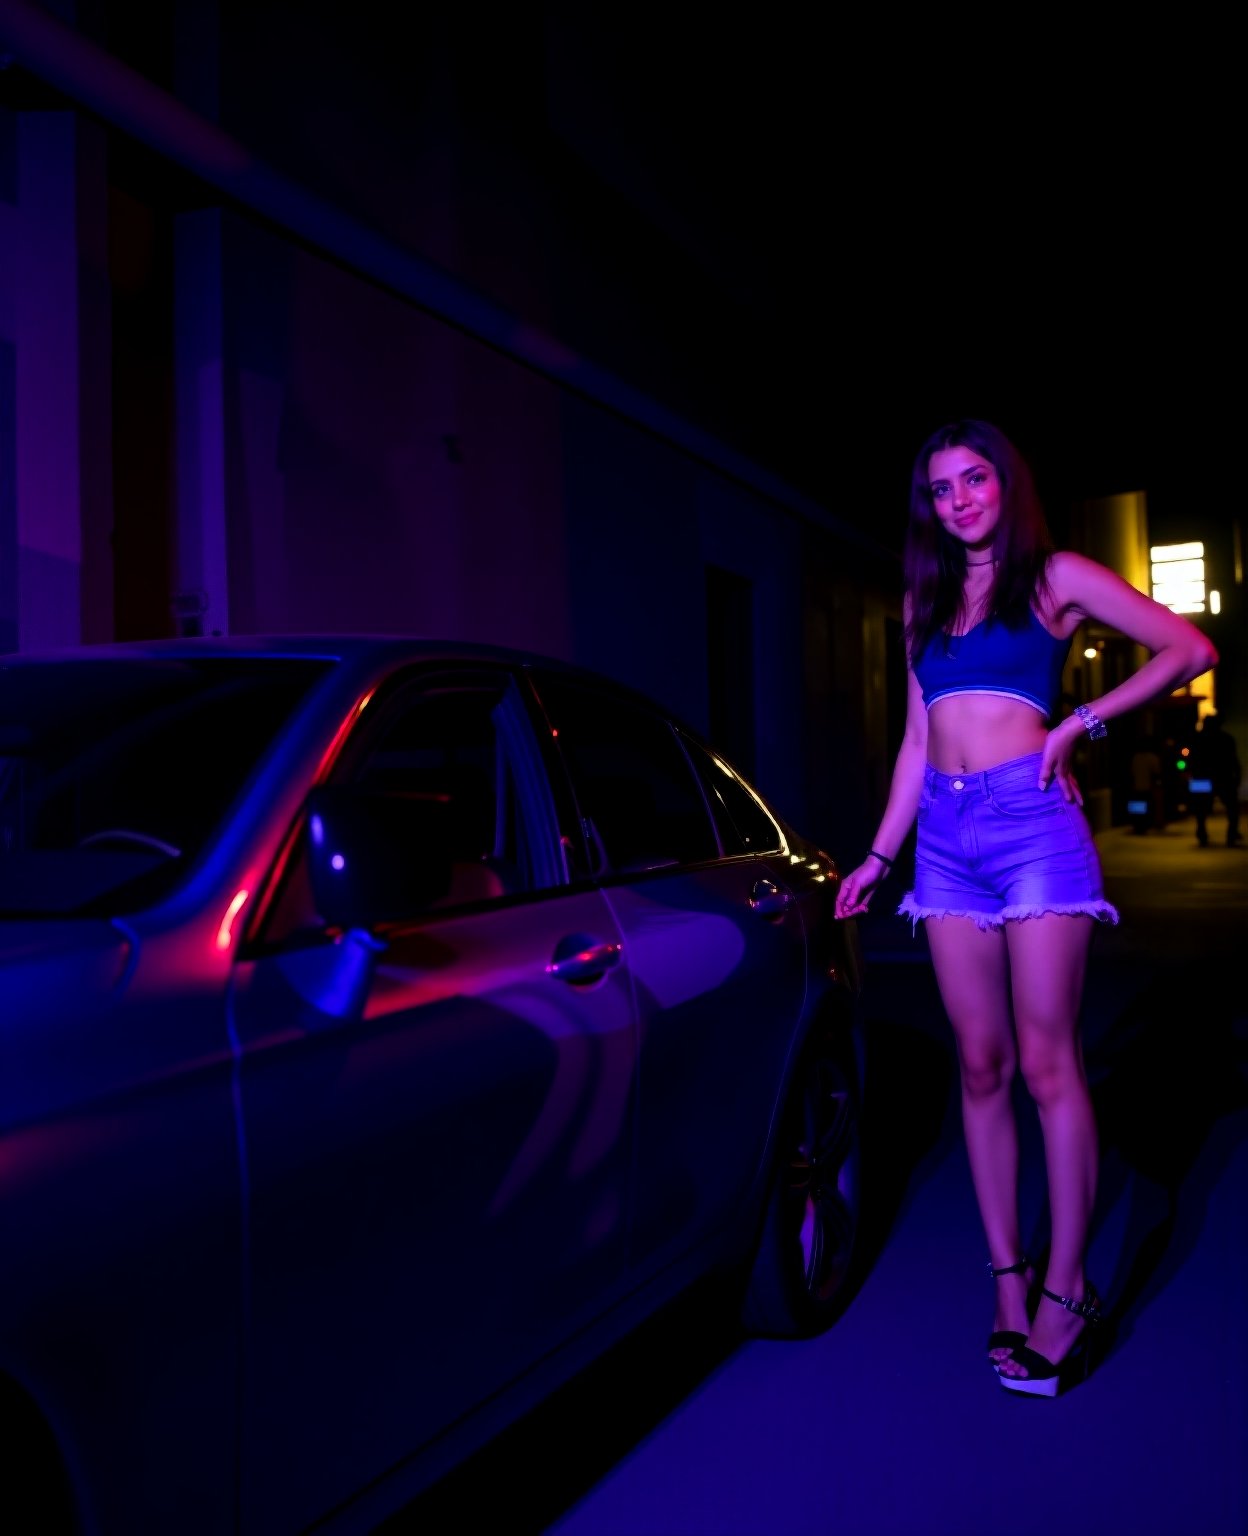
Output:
[1074, 703, 1107, 740]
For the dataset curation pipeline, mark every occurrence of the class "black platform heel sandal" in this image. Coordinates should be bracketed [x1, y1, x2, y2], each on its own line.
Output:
[995, 1284, 1103, 1397]
[986, 1257, 1034, 1361]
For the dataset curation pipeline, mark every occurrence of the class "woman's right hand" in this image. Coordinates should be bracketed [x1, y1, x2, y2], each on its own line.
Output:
[835, 857, 888, 919]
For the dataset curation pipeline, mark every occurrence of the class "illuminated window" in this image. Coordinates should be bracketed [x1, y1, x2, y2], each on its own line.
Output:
[1151, 542, 1206, 614]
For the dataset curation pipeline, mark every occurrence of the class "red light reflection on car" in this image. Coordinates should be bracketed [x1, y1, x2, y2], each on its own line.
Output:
[215, 888, 250, 951]
[313, 688, 376, 781]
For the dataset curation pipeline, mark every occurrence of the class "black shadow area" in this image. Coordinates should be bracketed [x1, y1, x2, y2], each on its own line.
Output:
[1086, 957, 1248, 1354]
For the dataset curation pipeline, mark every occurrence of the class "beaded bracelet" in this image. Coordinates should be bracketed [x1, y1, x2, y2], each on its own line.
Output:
[868, 849, 894, 869]
[1074, 703, 1107, 740]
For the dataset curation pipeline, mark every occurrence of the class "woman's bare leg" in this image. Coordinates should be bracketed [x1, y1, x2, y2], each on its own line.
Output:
[996, 913, 1098, 1376]
[923, 915, 1028, 1357]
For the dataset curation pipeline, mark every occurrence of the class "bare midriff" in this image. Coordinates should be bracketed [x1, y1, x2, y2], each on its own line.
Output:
[926, 693, 1050, 776]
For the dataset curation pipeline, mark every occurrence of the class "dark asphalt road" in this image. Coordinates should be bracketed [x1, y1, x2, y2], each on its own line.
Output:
[388, 810, 1248, 1536]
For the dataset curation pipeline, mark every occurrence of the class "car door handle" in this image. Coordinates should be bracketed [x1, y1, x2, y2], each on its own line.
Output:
[750, 879, 795, 918]
[546, 940, 623, 984]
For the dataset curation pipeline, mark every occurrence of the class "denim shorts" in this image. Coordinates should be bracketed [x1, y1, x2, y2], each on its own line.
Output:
[897, 752, 1120, 931]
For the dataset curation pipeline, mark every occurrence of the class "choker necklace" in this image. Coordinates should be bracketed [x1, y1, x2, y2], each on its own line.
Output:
[966, 559, 996, 568]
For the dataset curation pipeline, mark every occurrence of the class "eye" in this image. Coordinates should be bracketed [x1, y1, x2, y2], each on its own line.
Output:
[968, 470, 988, 486]
[930, 483, 949, 499]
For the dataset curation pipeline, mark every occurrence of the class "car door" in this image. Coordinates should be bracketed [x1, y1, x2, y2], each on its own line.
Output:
[527, 671, 808, 1279]
[227, 665, 636, 1536]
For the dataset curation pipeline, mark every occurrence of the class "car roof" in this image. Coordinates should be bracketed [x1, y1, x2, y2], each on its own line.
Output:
[0, 634, 694, 730]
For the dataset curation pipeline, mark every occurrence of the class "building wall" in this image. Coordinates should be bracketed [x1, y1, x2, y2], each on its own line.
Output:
[0, 3, 898, 853]
[210, 210, 849, 826]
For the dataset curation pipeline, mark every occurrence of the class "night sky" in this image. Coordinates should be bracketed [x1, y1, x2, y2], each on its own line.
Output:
[577, 24, 1239, 547]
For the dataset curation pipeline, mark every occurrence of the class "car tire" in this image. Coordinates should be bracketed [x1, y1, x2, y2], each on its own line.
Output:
[739, 1016, 863, 1338]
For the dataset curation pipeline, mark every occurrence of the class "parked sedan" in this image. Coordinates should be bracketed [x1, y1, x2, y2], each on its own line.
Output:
[0, 635, 867, 1536]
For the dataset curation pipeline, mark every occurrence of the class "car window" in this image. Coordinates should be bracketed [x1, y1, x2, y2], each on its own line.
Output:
[677, 731, 787, 856]
[259, 671, 562, 941]
[350, 683, 542, 899]
[531, 674, 718, 876]
[0, 657, 331, 917]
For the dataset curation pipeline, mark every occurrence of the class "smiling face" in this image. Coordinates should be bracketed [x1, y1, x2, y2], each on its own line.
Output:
[927, 445, 1002, 554]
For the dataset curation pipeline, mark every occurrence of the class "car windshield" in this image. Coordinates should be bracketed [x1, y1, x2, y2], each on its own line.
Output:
[0, 656, 332, 918]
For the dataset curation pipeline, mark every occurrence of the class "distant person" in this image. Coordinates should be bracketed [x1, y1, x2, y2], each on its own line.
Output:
[1128, 736, 1163, 834]
[834, 418, 1217, 1397]
[1189, 713, 1242, 847]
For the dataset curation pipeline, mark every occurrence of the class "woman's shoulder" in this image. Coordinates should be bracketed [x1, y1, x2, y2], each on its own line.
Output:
[1033, 550, 1109, 636]
[1045, 548, 1100, 584]
[1042, 549, 1119, 605]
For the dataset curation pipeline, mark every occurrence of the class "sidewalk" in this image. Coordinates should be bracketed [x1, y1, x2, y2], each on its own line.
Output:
[857, 807, 1247, 965]
[1089, 806, 1245, 961]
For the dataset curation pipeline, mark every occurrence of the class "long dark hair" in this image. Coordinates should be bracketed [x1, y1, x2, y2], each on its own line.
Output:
[903, 418, 1055, 660]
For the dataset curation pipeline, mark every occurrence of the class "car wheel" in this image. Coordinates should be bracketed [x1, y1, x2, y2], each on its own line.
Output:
[739, 1019, 862, 1338]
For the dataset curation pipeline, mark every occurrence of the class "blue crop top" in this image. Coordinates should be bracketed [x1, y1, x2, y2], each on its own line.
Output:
[912, 610, 1071, 721]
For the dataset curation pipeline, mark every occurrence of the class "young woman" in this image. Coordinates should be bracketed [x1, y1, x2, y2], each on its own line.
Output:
[835, 419, 1217, 1396]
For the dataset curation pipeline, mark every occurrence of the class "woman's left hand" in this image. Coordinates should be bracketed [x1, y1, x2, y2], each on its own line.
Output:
[1038, 719, 1084, 804]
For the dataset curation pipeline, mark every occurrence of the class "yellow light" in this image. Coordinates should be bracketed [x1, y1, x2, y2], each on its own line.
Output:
[1083, 647, 1097, 660]
[1152, 581, 1206, 611]
[1151, 540, 1207, 613]
[1210, 590, 1222, 614]
[1151, 559, 1205, 584]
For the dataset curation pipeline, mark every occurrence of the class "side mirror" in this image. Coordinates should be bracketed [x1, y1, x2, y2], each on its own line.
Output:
[304, 787, 453, 930]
